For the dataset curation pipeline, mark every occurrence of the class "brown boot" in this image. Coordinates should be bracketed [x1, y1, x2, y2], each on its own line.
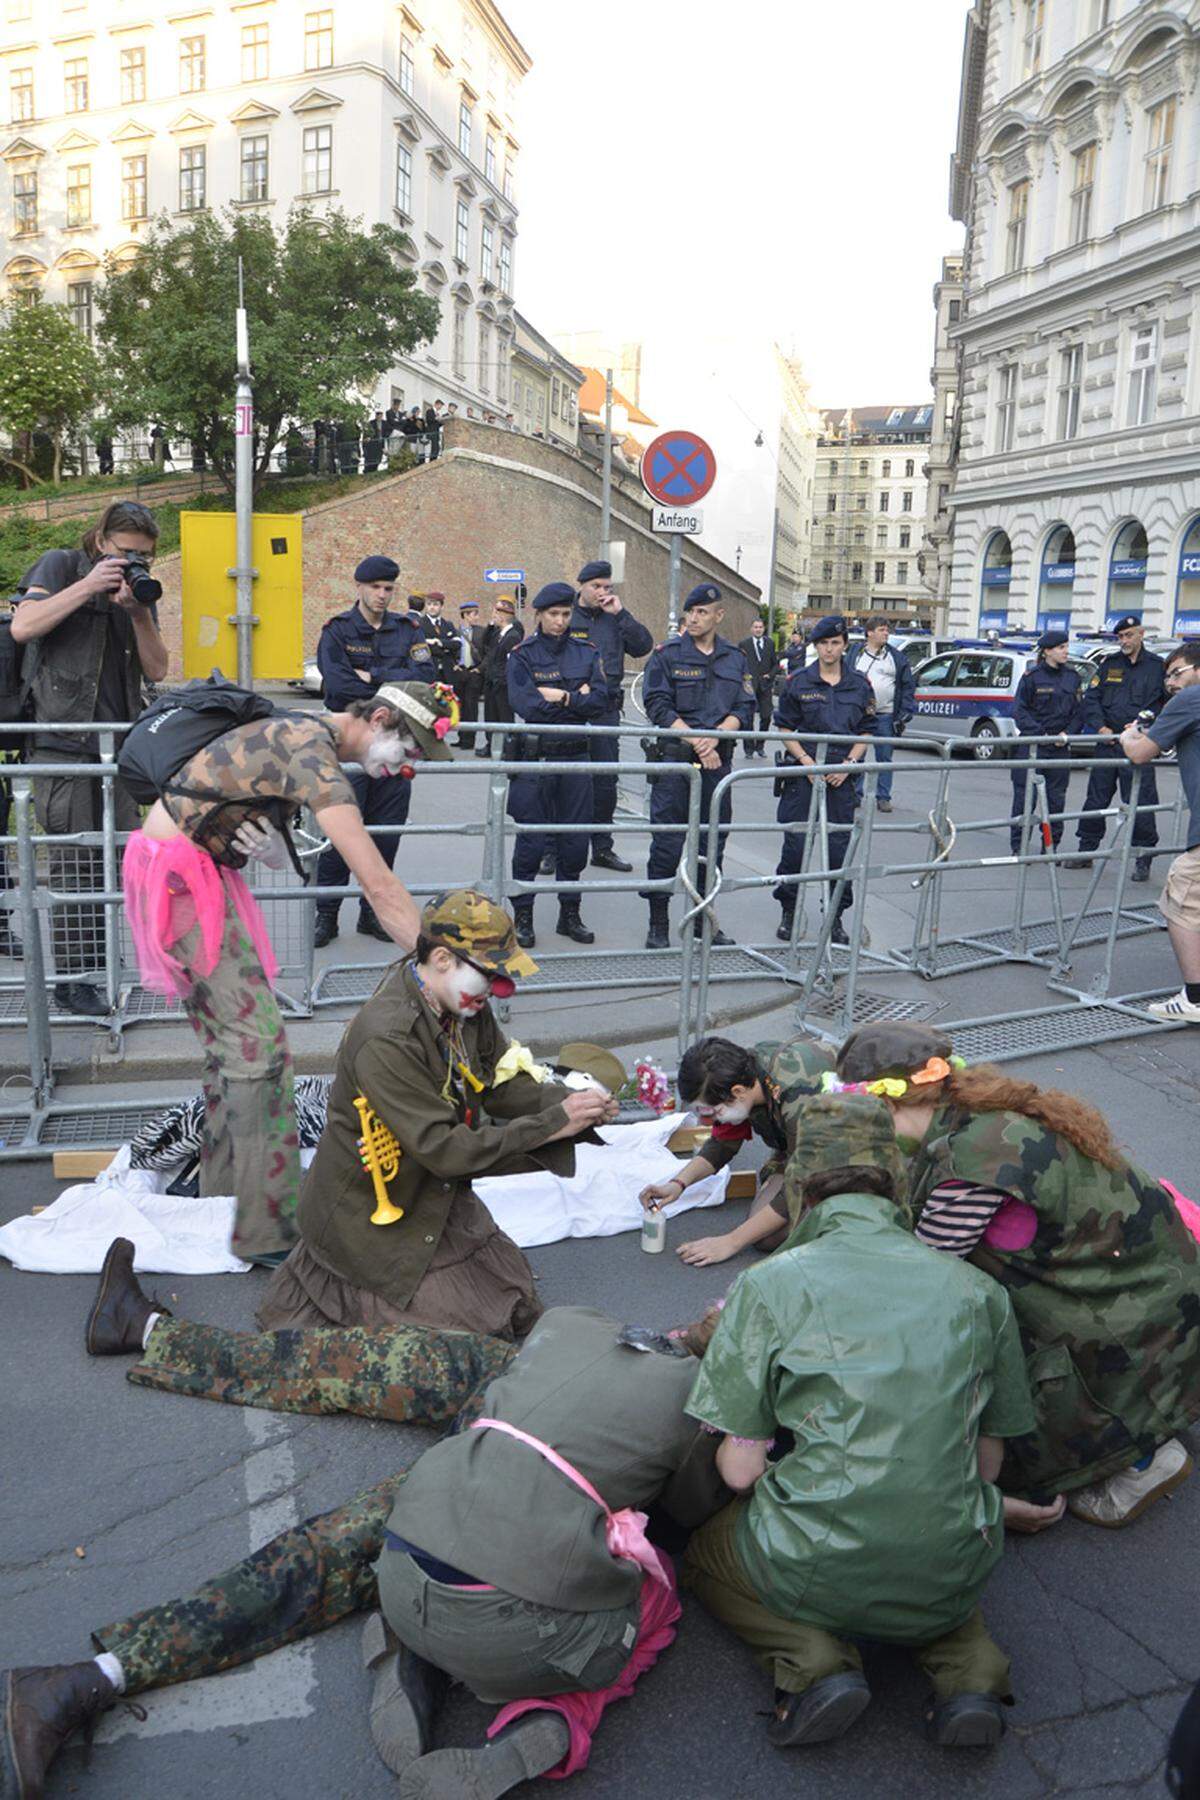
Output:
[1, 1662, 116, 1796]
[85, 1238, 169, 1357]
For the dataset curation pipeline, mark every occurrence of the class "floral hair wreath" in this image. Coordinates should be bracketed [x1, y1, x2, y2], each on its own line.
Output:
[819, 1054, 966, 1100]
[430, 682, 461, 740]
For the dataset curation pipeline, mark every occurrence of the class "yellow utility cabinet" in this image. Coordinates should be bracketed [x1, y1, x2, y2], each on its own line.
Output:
[180, 511, 303, 681]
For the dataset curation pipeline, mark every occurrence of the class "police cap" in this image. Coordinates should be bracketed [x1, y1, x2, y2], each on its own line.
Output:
[1111, 614, 1143, 635]
[683, 583, 721, 611]
[1038, 630, 1069, 651]
[577, 560, 612, 584]
[460, 599, 480, 612]
[532, 581, 576, 610]
[809, 614, 850, 643]
[354, 555, 399, 584]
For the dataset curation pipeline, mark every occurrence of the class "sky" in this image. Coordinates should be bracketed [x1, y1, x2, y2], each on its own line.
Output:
[502, 0, 969, 413]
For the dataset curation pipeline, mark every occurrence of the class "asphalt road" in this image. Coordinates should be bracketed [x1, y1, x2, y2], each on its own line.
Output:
[3, 735, 1200, 1798]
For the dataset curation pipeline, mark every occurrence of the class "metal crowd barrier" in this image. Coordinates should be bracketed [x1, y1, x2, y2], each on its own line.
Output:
[0, 715, 1189, 1157]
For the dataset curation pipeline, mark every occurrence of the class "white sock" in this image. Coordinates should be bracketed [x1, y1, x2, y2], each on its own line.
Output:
[93, 1652, 125, 1692]
[142, 1312, 162, 1348]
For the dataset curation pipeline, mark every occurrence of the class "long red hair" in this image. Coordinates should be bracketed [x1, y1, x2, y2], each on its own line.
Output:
[927, 1064, 1124, 1171]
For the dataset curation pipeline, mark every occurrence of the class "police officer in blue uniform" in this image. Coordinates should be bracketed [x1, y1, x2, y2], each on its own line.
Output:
[506, 581, 609, 949]
[1065, 614, 1166, 880]
[1009, 630, 1083, 855]
[313, 555, 434, 947]
[773, 615, 875, 946]
[568, 559, 654, 872]
[642, 583, 753, 949]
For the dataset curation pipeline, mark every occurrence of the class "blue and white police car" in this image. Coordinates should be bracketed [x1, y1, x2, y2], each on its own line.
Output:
[910, 641, 1097, 759]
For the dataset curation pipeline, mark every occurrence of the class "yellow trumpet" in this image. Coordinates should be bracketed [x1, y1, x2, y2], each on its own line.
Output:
[354, 1093, 405, 1226]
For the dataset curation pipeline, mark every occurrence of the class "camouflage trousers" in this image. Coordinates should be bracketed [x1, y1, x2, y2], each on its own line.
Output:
[175, 894, 299, 1260]
[97, 1320, 517, 1694]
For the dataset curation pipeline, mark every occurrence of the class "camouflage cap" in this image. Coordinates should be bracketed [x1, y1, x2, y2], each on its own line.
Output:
[373, 681, 456, 763]
[420, 888, 538, 980]
[783, 1092, 907, 1215]
[837, 1021, 954, 1086]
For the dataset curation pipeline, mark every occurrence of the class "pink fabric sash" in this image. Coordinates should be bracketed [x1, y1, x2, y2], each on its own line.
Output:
[123, 829, 278, 999]
[1163, 1178, 1200, 1245]
[470, 1418, 669, 1587]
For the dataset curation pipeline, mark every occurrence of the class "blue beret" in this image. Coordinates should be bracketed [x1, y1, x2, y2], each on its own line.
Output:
[533, 581, 577, 611]
[460, 599, 480, 611]
[577, 560, 611, 584]
[354, 555, 399, 584]
[809, 614, 849, 643]
[683, 583, 721, 611]
[1038, 630, 1069, 651]
[1111, 614, 1142, 634]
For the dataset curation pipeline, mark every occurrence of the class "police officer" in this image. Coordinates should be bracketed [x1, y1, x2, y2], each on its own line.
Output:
[477, 593, 523, 759]
[773, 615, 875, 947]
[418, 592, 457, 683]
[313, 554, 435, 947]
[452, 599, 486, 750]
[1009, 630, 1083, 856]
[506, 582, 608, 948]
[642, 583, 753, 949]
[568, 559, 654, 872]
[1065, 614, 1166, 881]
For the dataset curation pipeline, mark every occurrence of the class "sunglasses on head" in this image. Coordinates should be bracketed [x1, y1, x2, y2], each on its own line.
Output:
[458, 951, 515, 998]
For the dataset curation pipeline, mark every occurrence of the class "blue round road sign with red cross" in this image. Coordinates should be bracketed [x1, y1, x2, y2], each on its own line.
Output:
[640, 430, 717, 506]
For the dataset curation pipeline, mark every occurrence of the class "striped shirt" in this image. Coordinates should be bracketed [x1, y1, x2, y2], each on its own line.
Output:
[916, 1180, 1036, 1257]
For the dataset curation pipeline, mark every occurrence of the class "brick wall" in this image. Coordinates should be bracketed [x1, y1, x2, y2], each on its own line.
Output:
[153, 418, 761, 674]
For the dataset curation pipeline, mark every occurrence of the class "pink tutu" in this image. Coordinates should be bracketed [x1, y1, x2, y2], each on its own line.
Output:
[123, 829, 278, 999]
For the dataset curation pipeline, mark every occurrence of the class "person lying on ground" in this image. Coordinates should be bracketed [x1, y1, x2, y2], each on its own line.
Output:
[824, 1019, 1200, 1533]
[2, 1304, 727, 1800]
[256, 889, 614, 1340]
[682, 1094, 1033, 1755]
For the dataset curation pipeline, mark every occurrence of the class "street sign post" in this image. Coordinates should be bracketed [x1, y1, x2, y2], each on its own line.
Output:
[484, 566, 525, 584]
[640, 431, 718, 632]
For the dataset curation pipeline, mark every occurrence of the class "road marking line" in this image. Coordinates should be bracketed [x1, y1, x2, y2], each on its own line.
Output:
[97, 1409, 316, 1741]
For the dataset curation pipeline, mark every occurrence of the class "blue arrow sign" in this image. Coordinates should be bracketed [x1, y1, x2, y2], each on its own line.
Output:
[484, 566, 525, 583]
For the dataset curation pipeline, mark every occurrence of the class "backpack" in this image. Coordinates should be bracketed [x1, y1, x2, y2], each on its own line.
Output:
[117, 674, 276, 803]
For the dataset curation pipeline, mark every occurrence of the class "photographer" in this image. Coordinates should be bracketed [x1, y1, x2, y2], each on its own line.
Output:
[11, 500, 168, 1017]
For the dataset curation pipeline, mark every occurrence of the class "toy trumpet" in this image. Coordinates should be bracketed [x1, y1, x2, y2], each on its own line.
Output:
[354, 1093, 405, 1225]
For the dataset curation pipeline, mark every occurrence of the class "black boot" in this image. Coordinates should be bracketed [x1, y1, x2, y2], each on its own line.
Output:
[513, 903, 535, 950]
[52, 982, 108, 1018]
[0, 1663, 116, 1797]
[591, 847, 633, 873]
[356, 908, 392, 943]
[395, 1715, 571, 1798]
[926, 1692, 1006, 1748]
[362, 1612, 448, 1776]
[776, 906, 795, 943]
[768, 1673, 872, 1747]
[645, 898, 670, 950]
[314, 909, 340, 949]
[1131, 855, 1153, 883]
[0, 914, 21, 958]
[85, 1237, 171, 1355]
[556, 903, 595, 945]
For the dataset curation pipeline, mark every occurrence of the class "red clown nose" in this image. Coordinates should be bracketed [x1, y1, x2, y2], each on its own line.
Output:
[489, 974, 516, 999]
[399, 764, 416, 781]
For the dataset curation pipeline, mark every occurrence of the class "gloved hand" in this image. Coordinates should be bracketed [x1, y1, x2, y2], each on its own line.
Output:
[231, 816, 288, 869]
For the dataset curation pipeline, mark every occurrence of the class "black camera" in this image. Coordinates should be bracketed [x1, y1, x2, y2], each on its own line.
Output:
[122, 554, 162, 604]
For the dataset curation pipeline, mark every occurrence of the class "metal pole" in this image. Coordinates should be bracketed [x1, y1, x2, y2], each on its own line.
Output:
[668, 533, 682, 636]
[233, 258, 256, 689]
[600, 366, 613, 558]
[13, 776, 52, 1110]
[766, 504, 779, 637]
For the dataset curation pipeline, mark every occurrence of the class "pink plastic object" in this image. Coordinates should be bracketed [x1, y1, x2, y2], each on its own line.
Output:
[982, 1196, 1038, 1252]
[1162, 1178, 1200, 1245]
[123, 829, 278, 999]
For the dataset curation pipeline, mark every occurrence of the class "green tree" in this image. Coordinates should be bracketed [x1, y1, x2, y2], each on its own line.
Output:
[0, 303, 105, 485]
[96, 208, 440, 494]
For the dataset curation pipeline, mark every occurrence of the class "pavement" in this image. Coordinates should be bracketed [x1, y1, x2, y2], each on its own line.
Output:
[3, 736, 1200, 1797]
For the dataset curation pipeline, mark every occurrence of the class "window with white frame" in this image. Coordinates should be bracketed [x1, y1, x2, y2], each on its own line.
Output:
[899, 525, 911, 548]
[399, 33, 415, 96]
[395, 141, 412, 215]
[858, 458, 868, 475]
[1056, 342, 1082, 439]
[851, 561, 863, 583]
[241, 134, 268, 201]
[1069, 142, 1096, 243]
[1144, 98, 1175, 212]
[64, 56, 88, 112]
[1127, 322, 1158, 426]
[536, 390, 545, 424]
[996, 361, 1018, 451]
[10, 65, 32, 121]
[502, 153, 513, 199]
[496, 340, 508, 403]
[458, 99, 472, 158]
[881, 458, 891, 476]
[829, 458, 838, 476]
[119, 46, 145, 104]
[13, 169, 37, 234]
[66, 163, 91, 227]
[455, 198, 469, 264]
[241, 23, 268, 82]
[485, 134, 496, 182]
[67, 280, 92, 337]
[179, 36, 204, 93]
[875, 524, 887, 546]
[121, 155, 147, 221]
[897, 561, 909, 585]
[302, 124, 332, 195]
[902, 490, 913, 513]
[879, 490, 889, 512]
[1022, 0, 1044, 76]
[854, 526, 865, 544]
[305, 10, 333, 71]
[856, 492, 867, 510]
[826, 495, 837, 514]
[822, 561, 834, 582]
[452, 303, 466, 377]
[874, 561, 886, 583]
[179, 144, 206, 212]
[481, 219, 494, 281]
[479, 321, 492, 394]
[1006, 179, 1029, 273]
[498, 234, 511, 291]
[905, 457, 914, 476]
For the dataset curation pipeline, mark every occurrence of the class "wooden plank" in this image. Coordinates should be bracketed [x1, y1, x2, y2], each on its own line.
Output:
[668, 1126, 708, 1153]
[52, 1150, 116, 1179]
[728, 1172, 757, 1200]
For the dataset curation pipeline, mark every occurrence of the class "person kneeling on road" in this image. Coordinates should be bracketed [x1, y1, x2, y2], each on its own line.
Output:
[682, 1095, 1032, 1752]
[119, 678, 452, 1266]
[256, 889, 613, 1339]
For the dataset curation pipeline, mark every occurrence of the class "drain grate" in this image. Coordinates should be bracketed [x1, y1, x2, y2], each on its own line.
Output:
[804, 990, 944, 1025]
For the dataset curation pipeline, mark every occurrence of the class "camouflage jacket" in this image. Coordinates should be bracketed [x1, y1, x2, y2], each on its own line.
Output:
[297, 962, 577, 1307]
[698, 1036, 836, 1175]
[907, 1106, 1200, 1498]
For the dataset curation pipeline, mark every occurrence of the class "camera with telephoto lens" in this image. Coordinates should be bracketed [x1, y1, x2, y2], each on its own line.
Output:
[120, 553, 162, 604]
